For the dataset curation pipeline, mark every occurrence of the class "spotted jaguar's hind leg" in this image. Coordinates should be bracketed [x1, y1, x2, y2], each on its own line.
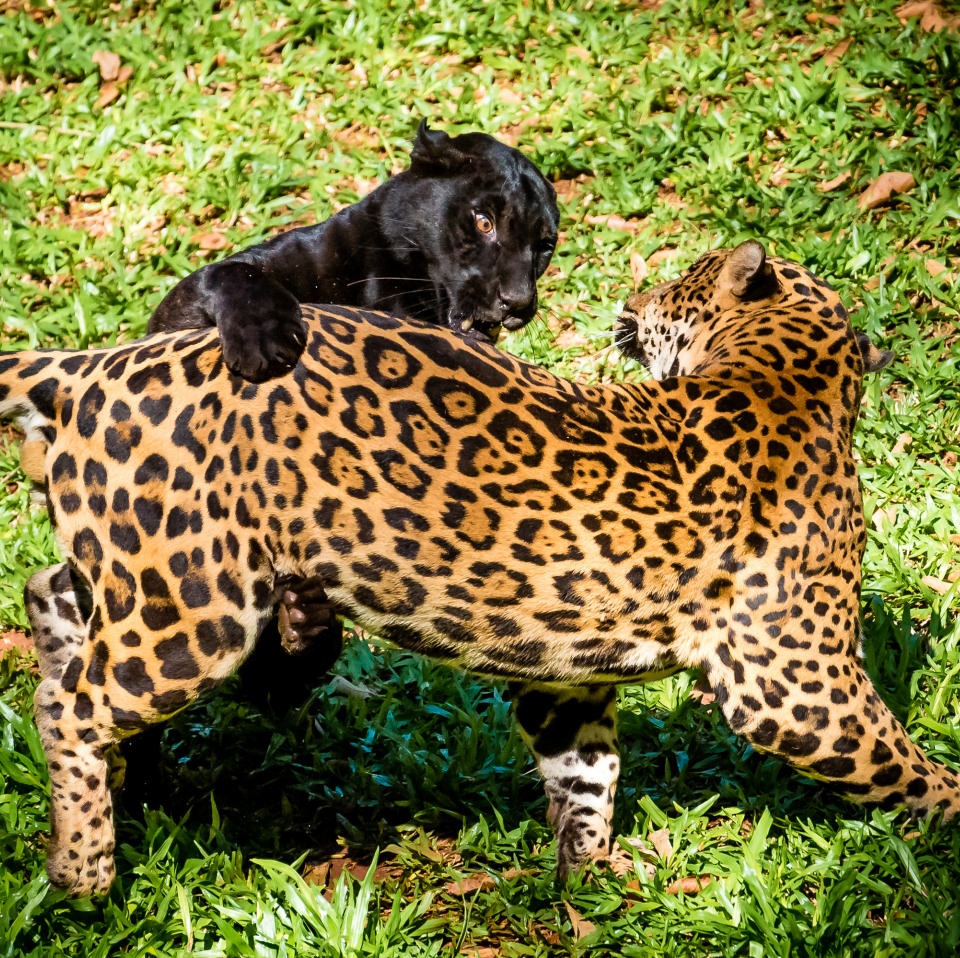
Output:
[511, 683, 620, 878]
[705, 601, 960, 818]
[25, 565, 116, 896]
[25, 563, 89, 679]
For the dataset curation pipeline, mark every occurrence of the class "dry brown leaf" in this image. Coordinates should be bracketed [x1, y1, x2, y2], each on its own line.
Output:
[191, 231, 230, 251]
[858, 171, 916, 210]
[649, 828, 673, 861]
[92, 50, 121, 81]
[805, 11, 842, 25]
[567, 45, 591, 61]
[666, 875, 714, 895]
[564, 902, 597, 939]
[95, 83, 120, 109]
[822, 37, 852, 64]
[922, 575, 955, 596]
[871, 506, 897, 531]
[894, 1, 960, 32]
[817, 170, 851, 192]
[302, 856, 398, 900]
[630, 252, 649, 286]
[690, 675, 717, 705]
[892, 431, 913, 454]
[498, 85, 522, 104]
[0, 629, 32, 657]
[444, 867, 529, 896]
[924, 258, 958, 285]
[606, 837, 657, 877]
[648, 247, 678, 268]
[948, 534, 960, 545]
[553, 327, 590, 350]
[529, 921, 563, 945]
[584, 213, 641, 234]
[459, 947, 499, 958]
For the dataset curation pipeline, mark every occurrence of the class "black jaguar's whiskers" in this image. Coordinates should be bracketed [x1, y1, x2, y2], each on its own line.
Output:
[342, 275, 434, 289]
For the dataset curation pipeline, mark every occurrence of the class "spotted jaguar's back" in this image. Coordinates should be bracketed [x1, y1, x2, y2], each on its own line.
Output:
[2, 240, 956, 896]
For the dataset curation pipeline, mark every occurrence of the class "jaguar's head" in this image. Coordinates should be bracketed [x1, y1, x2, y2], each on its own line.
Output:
[388, 121, 559, 344]
[616, 240, 893, 379]
[615, 241, 781, 379]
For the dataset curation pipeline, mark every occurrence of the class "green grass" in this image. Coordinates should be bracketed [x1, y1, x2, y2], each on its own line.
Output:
[2, 0, 960, 954]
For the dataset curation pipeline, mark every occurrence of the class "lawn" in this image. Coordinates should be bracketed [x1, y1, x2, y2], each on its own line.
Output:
[1, 0, 960, 954]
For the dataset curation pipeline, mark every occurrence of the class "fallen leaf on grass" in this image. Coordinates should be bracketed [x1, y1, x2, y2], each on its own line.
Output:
[302, 856, 399, 900]
[444, 868, 531, 895]
[92, 50, 121, 81]
[191, 231, 231, 251]
[647, 247, 678, 268]
[649, 828, 673, 862]
[921, 575, 955, 595]
[894, 1, 960, 32]
[892, 432, 913, 455]
[872, 506, 898, 531]
[858, 172, 916, 210]
[821, 37, 852, 64]
[584, 213, 641, 234]
[529, 921, 562, 945]
[95, 83, 121, 109]
[817, 171, 851, 192]
[666, 875, 715, 895]
[690, 675, 716, 705]
[805, 11, 842, 25]
[630, 252, 648, 285]
[564, 901, 596, 939]
[553, 326, 591, 350]
[924, 258, 958, 285]
[0, 630, 32, 658]
[607, 836, 658, 878]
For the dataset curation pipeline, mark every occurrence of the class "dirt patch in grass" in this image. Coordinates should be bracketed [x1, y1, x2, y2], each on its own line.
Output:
[0, 629, 33, 660]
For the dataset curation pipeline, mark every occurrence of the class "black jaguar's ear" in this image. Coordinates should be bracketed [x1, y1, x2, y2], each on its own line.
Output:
[856, 333, 894, 372]
[410, 120, 470, 173]
[723, 240, 777, 300]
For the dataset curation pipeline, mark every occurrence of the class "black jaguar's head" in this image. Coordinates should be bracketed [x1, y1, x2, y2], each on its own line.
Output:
[382, 121, 559, 344]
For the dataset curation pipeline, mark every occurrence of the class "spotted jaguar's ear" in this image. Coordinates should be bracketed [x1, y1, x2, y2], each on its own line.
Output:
[856, 333, 894, 372]
[723, 240, 776, 300]
[410, 120, 470, 173]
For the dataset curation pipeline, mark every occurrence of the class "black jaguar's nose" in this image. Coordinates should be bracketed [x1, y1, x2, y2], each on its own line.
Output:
[499, 289, 536, 328]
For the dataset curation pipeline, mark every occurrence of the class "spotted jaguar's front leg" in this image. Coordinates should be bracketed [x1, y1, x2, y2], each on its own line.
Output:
[511, 683, 620, 878]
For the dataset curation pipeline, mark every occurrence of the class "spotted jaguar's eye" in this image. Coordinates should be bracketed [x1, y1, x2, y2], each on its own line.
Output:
[474, 211, 494, 234]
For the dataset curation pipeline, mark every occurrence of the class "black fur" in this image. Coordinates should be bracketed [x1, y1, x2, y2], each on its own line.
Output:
[148, 121, 559, 382]
[121, 124, 559, 788]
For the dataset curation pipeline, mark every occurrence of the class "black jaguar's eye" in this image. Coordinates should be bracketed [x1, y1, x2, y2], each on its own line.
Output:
[474, 211, 494, 234]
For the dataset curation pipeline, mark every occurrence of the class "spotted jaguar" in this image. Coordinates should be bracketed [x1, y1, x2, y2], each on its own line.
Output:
[2, 240, 957, 897]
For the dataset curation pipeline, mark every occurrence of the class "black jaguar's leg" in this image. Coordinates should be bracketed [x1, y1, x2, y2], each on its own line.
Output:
[276, 575, 341, 658]
[511, 683, 620, 878]
[149, 260, 306, 383]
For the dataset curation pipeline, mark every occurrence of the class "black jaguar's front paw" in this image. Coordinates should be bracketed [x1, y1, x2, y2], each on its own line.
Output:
[277, 576, 343, 667]
[213, 262, 307, 382]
